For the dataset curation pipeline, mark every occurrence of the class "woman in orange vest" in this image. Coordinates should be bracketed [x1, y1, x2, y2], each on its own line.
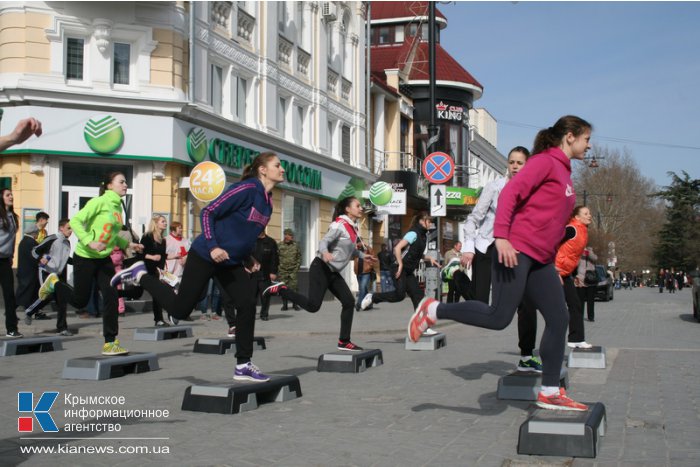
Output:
[554, 205, 593, 348]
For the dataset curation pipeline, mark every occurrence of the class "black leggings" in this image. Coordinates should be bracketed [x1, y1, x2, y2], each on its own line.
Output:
[564, 276, 585, 342]
[371, 264, 424, 308]
[0, 258, 18, 333]
[139, 250, 257, 363]
[279, 257, 355, 342]
[55, 255, 119, 343]
[436, 253, 568, 387]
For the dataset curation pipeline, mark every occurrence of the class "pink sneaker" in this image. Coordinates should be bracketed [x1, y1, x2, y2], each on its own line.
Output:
[407, 297, 437, 343]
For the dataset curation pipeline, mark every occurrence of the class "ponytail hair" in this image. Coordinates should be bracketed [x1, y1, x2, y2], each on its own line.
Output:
[532, 115, 592, 155]
[410, 210, 431, 227]
[508, 146, 531, 160]
[241, 151, 279, 181]
[572, 205, 588, 218]
[99, 171, 125, 196]
[333, 196, 357, 219]
[0, 188, 18, 231]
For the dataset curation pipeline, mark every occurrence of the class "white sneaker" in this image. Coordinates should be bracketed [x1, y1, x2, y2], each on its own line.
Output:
[567, 341, 593, 349]
[360, 293, 373, 311]
[422, 327, 439, 336]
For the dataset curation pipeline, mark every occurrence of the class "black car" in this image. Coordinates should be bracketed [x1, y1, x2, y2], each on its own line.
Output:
[594, 265, 614, 302]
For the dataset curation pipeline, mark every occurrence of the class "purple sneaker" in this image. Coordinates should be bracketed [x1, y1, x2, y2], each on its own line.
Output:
[110, 261, 147, 288]
[233, 362, 270, 382]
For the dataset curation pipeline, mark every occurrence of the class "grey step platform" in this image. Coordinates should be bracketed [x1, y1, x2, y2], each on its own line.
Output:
[404, 332, 446, 350]
[568, 346, 606, 369]
[133, 325, 193, 341]
[518, 402, 606, 458]
[0, 336, 64, 356]
[62, 352, 160, 380]
[192, 337, 267, 354]
[181, 374, 301, 414]
[497, 368, 569, 401]
[317, 349, 383, 373]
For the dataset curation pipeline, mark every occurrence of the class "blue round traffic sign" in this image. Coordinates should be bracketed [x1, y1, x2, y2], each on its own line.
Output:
[422, 152, 455, 184]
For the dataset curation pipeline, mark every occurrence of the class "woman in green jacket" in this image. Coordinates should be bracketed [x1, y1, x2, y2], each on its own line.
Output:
[43, 172, 142, 355]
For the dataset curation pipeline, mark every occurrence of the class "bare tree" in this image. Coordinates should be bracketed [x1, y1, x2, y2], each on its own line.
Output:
[572, 145, 664, 274]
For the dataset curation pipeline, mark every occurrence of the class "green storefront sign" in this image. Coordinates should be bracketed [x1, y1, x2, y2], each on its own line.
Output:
[187, 128, 322, 191]
[446, 186, 482, 206]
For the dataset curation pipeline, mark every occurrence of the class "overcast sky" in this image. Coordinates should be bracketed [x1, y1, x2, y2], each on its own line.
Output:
[439, 1, 700, 187]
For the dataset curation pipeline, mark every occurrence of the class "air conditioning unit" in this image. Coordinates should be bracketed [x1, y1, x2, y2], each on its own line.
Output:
[322, 2, 337, 21]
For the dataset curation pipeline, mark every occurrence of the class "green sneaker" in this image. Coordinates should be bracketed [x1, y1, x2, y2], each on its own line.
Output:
[517, 356, 543, 373]
[102, 339, 129, 356]
[38, 273, 59, 301]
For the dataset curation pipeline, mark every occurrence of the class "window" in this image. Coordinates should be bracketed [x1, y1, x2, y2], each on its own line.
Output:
[283, 195, 312, 268]
[113, 42, 131, 85]
[297, 2, 305, 48]
[395, 26, 404, 43]
[278, 97, 287, 136]
[378, 26, 392, 44]
[341, 124, 351, 164]
[66, 37, 84, 80]
[293, 105, 304, 144]
[232, 75, 247, 122]
[210, 64, 223, 113]
[278, 1, 287, 32]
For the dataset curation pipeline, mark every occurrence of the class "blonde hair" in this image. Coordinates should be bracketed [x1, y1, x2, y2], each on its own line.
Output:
[146, 215, 166, 243]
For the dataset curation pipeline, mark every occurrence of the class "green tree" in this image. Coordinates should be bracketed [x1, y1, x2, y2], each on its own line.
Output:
[651, 171, 700, 271]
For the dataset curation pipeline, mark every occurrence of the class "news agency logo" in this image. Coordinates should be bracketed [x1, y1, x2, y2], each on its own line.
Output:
[18, 392, 59, 432]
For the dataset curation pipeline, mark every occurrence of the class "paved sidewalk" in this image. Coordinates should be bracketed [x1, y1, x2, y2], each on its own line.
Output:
[1, 288, 699, 466]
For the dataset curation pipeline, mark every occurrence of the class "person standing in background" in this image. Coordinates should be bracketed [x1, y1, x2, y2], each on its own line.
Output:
[576, 246, 597, 322]
[1, 188, 22, 337]
[377, 243, 395, 293]
[277, 228, 302, 311]
[443, 241, 462, 303]
[253, 230, 279, 321]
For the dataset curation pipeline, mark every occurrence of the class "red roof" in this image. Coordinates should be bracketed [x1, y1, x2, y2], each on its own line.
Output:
[370, 1, 447, 23]
[371, 42, 483, 95]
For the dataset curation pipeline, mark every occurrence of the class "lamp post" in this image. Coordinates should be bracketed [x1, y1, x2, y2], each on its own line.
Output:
[581, 190, 614, 206]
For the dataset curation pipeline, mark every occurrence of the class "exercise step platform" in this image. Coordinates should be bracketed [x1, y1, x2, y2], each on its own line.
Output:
[193, 337, 267, 354]
[518, 402, 606, 458]
[0, 336, 64, 356]
[317, 348, 383, 373]
[497, 368, 569, 401]
[568, 346, 606, 369]
[134, 325, 193, 341]
[404, 332, 446, 351]
[62, 352, 160, 380]
[181, 374, 301, 414]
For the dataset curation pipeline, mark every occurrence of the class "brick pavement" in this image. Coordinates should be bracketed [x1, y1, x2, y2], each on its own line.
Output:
[1, 288, 699, 466]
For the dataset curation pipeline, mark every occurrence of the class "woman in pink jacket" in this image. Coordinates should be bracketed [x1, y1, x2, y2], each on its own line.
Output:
[408, 115, 592, 411]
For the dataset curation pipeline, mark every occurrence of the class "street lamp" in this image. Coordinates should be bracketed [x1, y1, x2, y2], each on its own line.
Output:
[582, 190, 614, 206]
[583, 155, 604, 168]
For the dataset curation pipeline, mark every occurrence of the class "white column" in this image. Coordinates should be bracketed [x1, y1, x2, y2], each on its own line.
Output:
[373, 93, 385, 170]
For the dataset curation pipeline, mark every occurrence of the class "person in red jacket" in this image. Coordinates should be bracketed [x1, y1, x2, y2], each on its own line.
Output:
[554, 206, 593, 348]
[408, 115, 592, 411]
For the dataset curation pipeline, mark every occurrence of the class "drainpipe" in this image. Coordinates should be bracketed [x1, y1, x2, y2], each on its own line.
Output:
[365, 1, 371, 172]
[187, 1, 196, 239]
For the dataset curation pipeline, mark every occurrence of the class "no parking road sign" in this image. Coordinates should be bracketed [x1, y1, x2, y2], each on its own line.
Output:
[422, 152, 454, 184]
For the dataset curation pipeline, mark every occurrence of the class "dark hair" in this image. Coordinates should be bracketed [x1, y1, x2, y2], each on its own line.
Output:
[0, 188, 18, 231]
[241, 152, 279, 181]
[572, 205, 588, 218]
[532, 115, 592, 155]
[508, 146, 531, 160]
[36, 211, 49, 221]
[333, 196, 358, 219]
[169, 221, 182, 233]
[99, 171, 125, 196]
[410, 210, 431, 227]
[58, 218, 70, 228]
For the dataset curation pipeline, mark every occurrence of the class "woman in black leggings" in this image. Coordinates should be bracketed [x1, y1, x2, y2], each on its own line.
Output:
[408, 115, 593, 411]
[112, 152, 284, 382]
[265, 196, 375, 351]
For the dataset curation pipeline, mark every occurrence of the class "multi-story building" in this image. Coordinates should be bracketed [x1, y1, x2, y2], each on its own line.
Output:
[0, 1, 372, 276]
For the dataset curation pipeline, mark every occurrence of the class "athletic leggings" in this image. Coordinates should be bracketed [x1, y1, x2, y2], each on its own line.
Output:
[139, 250, 256, 364]
[54, 255, 119, 343]
[436, 253, 568, 387]
[0, 258, 18, 333]
[279, 257, 355, 342]
[371, 264, 424, 308]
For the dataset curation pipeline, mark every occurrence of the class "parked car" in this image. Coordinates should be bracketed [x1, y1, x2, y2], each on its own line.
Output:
[594, 265, 614, 301]
[690, 270, 700, 322]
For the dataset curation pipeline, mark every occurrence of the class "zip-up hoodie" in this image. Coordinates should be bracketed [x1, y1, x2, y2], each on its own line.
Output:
[190, 177, 272, 266]
[317, 215, 365, 272]
[0, 212, 17, 258]
[493, 147, 575, 264]
[32, 231, 72, 274]
[70, 190, 129, 259]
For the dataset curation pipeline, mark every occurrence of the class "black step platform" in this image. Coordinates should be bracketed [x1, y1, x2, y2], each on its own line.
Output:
[497, 368, 569, 401]
[181, 374, 301, 414]
[192, 337, 267, 354]
[133, 325, 193, 341]
[0, 336, 64, 356]
[317, 349, 383, 373]
[518, 402, 606, 458]
[62, 352, 160, 380]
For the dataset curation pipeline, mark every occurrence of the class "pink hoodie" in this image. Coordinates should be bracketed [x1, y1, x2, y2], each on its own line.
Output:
[493, 147, 575, 264]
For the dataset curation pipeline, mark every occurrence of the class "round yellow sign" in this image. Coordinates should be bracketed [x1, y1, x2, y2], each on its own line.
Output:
[189, 161, 226, 202]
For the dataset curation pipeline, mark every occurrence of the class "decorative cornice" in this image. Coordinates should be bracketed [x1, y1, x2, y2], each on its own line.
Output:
[278, 72, 313, 103]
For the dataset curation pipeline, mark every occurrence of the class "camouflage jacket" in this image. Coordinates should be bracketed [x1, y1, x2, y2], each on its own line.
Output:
[278, 240, 301, 271]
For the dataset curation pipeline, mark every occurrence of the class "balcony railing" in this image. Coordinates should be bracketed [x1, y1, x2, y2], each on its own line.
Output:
[211, 1, 232, 30]
[297, 46, 310, 77]
[278, 34, 293, 67]
[237, 7, 255, 43]
[341, 77, 352, 101]
[371, 149, 420, 176]
[327, 68, 339, 95]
